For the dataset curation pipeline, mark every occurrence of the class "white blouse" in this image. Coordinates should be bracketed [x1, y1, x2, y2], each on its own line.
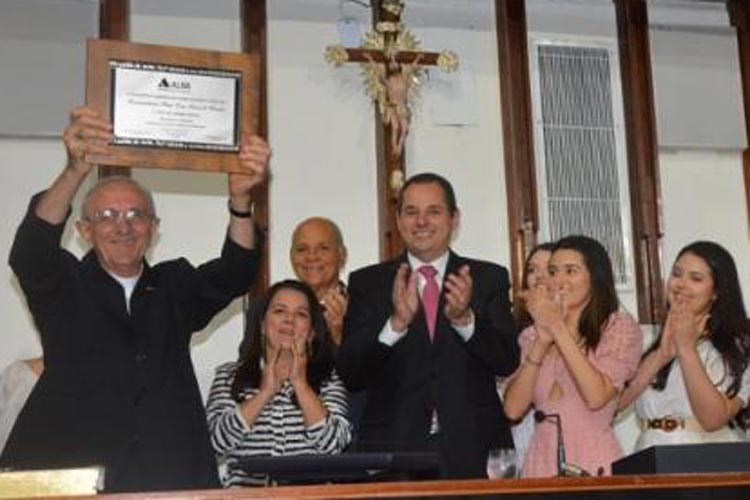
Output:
[0, 360, 39, 454]
[634, 339, 750, 450]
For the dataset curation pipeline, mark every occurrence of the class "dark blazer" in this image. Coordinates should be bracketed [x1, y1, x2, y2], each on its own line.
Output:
[1, 195, 260, 492]
[336, 251, 519, 478]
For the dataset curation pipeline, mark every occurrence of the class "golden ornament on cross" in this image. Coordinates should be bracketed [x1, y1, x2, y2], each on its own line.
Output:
[324, 0, 458, 159]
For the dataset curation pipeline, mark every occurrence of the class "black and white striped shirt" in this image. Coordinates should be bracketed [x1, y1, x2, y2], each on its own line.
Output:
[206, 361, 352, 487]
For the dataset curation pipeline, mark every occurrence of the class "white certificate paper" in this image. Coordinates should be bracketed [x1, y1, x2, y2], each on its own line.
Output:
[111, 61, 240, 151]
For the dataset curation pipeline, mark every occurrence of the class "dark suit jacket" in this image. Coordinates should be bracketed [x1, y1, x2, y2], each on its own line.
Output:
[336, 251, 519, 478]
[1, 195, 260, 492]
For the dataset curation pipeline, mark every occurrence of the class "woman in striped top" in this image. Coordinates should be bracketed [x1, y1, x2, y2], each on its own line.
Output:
[206, 280, 352, 486]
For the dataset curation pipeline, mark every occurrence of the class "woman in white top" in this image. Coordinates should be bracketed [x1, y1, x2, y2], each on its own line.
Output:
[0, 357, 43, 454]
[619, 241, 750, 449]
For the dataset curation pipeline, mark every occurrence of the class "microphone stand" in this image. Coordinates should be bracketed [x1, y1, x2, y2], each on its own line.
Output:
[534, 410, 590, 477]
[534, 410, 565, 476]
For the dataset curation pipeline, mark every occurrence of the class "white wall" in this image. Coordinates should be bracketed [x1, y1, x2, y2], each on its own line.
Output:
[660, 151, 750, 308]
[407, 7, 510, 266]
[651, 28, 745, 150]
[0, 0, 96, 136]
[0, 139, 72, 364]
[266, 12, 379, 283]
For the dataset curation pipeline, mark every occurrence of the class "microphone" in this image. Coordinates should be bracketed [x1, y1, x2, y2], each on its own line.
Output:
[533, 410, 591, 477]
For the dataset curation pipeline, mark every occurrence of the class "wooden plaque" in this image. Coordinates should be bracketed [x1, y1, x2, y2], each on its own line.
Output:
[86, 38, 259, 173]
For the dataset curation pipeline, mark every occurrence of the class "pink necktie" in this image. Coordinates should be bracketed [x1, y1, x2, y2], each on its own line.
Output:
[419, 265, 439, 340]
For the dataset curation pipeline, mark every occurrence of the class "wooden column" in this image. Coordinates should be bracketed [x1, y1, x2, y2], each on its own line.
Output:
[98, 0, 130, 178]
[495, 0, 538, 298]
[241, 0, 270, 294]
[729, 0, 750, 229]
[614, 0, 664, 324]
[372, 1, 405, 261]
[99, 0, 128, 40]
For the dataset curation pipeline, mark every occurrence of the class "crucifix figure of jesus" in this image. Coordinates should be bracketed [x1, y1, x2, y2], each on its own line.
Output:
[325, 0, 458, 259]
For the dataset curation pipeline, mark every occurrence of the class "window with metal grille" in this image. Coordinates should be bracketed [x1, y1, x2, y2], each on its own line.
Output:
[530, 39, 634, 288]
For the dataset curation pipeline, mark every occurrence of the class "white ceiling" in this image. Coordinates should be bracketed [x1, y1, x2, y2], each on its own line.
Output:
[0, 0, 733, 45]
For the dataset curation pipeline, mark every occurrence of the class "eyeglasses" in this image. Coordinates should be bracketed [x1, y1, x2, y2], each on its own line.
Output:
[85, 208, 156, 226]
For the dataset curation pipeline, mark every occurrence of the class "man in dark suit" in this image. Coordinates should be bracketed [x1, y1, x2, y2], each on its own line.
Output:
[337, 172, 519, 478]
[1, 106, 270, 492]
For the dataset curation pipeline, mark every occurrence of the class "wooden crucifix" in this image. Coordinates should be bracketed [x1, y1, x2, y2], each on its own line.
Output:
[325, 0, 458, 260]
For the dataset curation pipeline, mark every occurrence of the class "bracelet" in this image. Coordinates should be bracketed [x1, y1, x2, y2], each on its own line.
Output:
[525, 354, 543, 367]
[228, 199, 253, 218]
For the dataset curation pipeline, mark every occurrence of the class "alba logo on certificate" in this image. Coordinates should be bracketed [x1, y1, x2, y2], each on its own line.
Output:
[158, 77, 191, 91]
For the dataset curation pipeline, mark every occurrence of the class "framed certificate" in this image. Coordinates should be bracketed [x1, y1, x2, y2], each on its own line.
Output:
[86, 38, 259, 173]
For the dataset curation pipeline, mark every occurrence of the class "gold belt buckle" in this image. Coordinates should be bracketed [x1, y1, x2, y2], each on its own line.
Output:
[648, 417, 684, 432]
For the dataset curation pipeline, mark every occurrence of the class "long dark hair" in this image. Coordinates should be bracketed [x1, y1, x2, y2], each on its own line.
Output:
[553, 235, 619, 352]
[515, 242, 556, 330]
[646, 241, 750, 401]
[230, 280, 336, 401]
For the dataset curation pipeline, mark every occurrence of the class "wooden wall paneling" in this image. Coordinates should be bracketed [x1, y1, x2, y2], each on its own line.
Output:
[614, 0, 664, 325]
[495, 0, 538, 300]
[729, 0, 750, 232]
[241, 0, 270, 294]
[98, 0, 130, 178]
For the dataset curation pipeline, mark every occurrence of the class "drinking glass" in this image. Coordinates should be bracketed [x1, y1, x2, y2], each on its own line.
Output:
[486, 447, 519, 479]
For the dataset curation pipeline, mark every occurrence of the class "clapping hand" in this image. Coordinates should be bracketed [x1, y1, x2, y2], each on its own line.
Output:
[520, 284, 565, 346]
[259, 344, 290, 396]
[667, 300, 710, 356]
[444, 265, 473, 326]
[288, 338, 310, 387]
[321, 285, 348, 346]
[391, 263, 419, 332]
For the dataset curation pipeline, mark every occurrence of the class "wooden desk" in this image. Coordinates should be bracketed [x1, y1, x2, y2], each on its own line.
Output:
[43, 472, 750, 499]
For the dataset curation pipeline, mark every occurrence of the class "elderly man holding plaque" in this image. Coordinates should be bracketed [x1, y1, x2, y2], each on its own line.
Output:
[0, 106, 270, 493]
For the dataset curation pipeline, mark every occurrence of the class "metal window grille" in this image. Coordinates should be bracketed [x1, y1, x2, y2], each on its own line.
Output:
[531, 40, 634, 287]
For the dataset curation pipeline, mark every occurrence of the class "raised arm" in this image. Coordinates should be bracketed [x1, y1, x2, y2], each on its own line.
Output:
[227, 135, 270, 250]
[36, 107, 113, 223]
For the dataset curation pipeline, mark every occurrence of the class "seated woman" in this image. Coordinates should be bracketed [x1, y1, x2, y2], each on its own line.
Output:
[504, 236, 642, 477]
[619, 241, 750, 449]
[206, 280, 352, 487]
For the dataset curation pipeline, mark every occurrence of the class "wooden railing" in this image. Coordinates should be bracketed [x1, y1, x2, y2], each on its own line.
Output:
[38, 472, 750, 500]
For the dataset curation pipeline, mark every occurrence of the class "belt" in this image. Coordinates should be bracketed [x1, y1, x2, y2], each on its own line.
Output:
[639, 417, 705, 433]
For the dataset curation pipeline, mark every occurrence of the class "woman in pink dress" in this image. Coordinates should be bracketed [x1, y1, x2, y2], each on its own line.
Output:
[504, 236, 642, 477]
